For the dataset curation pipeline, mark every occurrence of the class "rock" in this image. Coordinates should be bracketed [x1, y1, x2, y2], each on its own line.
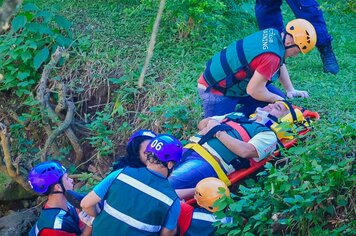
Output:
[0, 208, 38, 236]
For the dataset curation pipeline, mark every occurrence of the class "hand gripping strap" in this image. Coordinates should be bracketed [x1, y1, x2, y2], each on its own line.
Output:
[184, 143, 231, 186]
[198, 124, 233, 145]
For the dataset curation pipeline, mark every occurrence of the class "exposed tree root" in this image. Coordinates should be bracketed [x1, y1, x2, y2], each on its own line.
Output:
[0, 123, 32, 192]
[36, 47, 83, 164]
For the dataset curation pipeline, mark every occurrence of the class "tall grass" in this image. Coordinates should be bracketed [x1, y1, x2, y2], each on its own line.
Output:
[4, 0, 355, 233]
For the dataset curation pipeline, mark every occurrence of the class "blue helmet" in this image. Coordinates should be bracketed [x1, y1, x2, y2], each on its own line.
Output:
[128, 130, 156, 145]
[145, 134, 182, 163]
[28, 161, 66, 195]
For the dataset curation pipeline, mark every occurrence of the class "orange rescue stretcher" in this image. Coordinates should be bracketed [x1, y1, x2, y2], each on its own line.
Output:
[185, 107, 320, 205]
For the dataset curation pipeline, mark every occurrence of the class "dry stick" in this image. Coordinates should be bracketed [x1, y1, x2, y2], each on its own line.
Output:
[137, 0, 166, 88]
[0, 0, 23, 33]
[0, 123, 32, 191]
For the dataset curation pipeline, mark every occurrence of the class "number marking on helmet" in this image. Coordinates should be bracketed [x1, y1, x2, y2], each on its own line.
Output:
[150, 140, 163, 151]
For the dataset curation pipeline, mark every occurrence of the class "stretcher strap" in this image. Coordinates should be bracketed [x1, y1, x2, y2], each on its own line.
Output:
[184, 143, 231, 186]
[223, 120, 251, 142]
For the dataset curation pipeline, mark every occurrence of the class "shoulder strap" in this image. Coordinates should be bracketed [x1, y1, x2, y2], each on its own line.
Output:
[236, 39, 253, 78]
[223, 121, 251, 142]
[198, 125, 232, 145]
[184, 143, 231, 186]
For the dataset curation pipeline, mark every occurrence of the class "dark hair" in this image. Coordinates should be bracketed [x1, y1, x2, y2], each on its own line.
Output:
[112, 136, 152, 171]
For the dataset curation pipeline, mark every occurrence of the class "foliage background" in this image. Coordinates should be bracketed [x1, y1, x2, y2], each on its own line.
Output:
[0, 0, 355, 234]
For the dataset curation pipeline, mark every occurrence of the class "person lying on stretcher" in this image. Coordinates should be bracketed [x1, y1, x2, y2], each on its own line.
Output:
[168, 100, 309, 199]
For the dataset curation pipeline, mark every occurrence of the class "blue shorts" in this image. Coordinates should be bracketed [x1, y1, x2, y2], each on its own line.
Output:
[199, 84, 286, 118]
[169, 150, 218, 189]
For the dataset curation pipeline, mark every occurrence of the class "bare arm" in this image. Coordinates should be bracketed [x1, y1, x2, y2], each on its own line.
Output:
[160, 227, 177, 236]
[80, 191, 101, 217]
[279, 64, 309, 98]
[247, 70, 284, 102]
[215, 131, 258, 158]
[80, 225, 92, 236]
[278, 64, 294, 92]
[199, 119, 258, 159]
[175, 188, 195, 200]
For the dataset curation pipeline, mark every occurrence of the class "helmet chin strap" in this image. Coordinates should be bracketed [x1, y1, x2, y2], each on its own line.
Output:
[50, 180, 66, 195]
[166, 166, 173, 178]
[283, 31, 299, 51]
[163, 162, 174, 178]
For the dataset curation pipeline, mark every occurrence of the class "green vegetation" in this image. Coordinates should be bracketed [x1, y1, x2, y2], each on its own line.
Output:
[0, 0, 355, 234]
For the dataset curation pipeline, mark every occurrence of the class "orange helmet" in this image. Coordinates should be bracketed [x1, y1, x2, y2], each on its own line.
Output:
[194, 177, 230, 212]
[286, 19, 317, 54]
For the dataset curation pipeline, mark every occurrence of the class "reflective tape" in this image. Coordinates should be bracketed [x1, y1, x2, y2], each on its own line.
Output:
[104, 201, 161, 232]
[117, 173, 174, 206]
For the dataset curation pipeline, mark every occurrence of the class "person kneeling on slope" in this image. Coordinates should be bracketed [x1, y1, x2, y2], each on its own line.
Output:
[81, 134, 183, 236]
[198, 19, 316, 117]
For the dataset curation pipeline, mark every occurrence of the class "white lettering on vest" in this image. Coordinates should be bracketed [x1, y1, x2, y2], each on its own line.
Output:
[262, 29, 268, 50]
[262, 29, 275, 50]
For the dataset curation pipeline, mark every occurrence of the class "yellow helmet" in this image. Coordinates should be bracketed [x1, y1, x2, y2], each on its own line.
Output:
[194, 177, 230, 213]
[286, 19, 317, 54]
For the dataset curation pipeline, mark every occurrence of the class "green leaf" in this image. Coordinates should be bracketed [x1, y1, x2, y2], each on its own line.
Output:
[36, 10, 54, 23]
[17, 72, 30, 81]
[21, 51, 32, 62]
[325, 205, 335, 215]
[27, 41, 38, 49]
[55, 35, 73, 47]
[23, 3, 40, 12]
[336, 195, 348, 206]
[295, 195, 304, 202]
[230, 200, 244, 212]
[12, 15, 27, 32]
[39, 26, 54, 35]
[108, 77, 126, 85]
[33, 47, 49, 70]
[284, 197, 296, 204]
[54, 15, 72, 31]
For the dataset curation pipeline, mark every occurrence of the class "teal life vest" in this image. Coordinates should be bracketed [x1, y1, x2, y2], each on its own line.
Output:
[194, 115, 271, 168]
[203, 28, 285, 97]
[185, 208, 233, 236]
[34, 203, 81, 235]
[93, 167, 178, 236]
